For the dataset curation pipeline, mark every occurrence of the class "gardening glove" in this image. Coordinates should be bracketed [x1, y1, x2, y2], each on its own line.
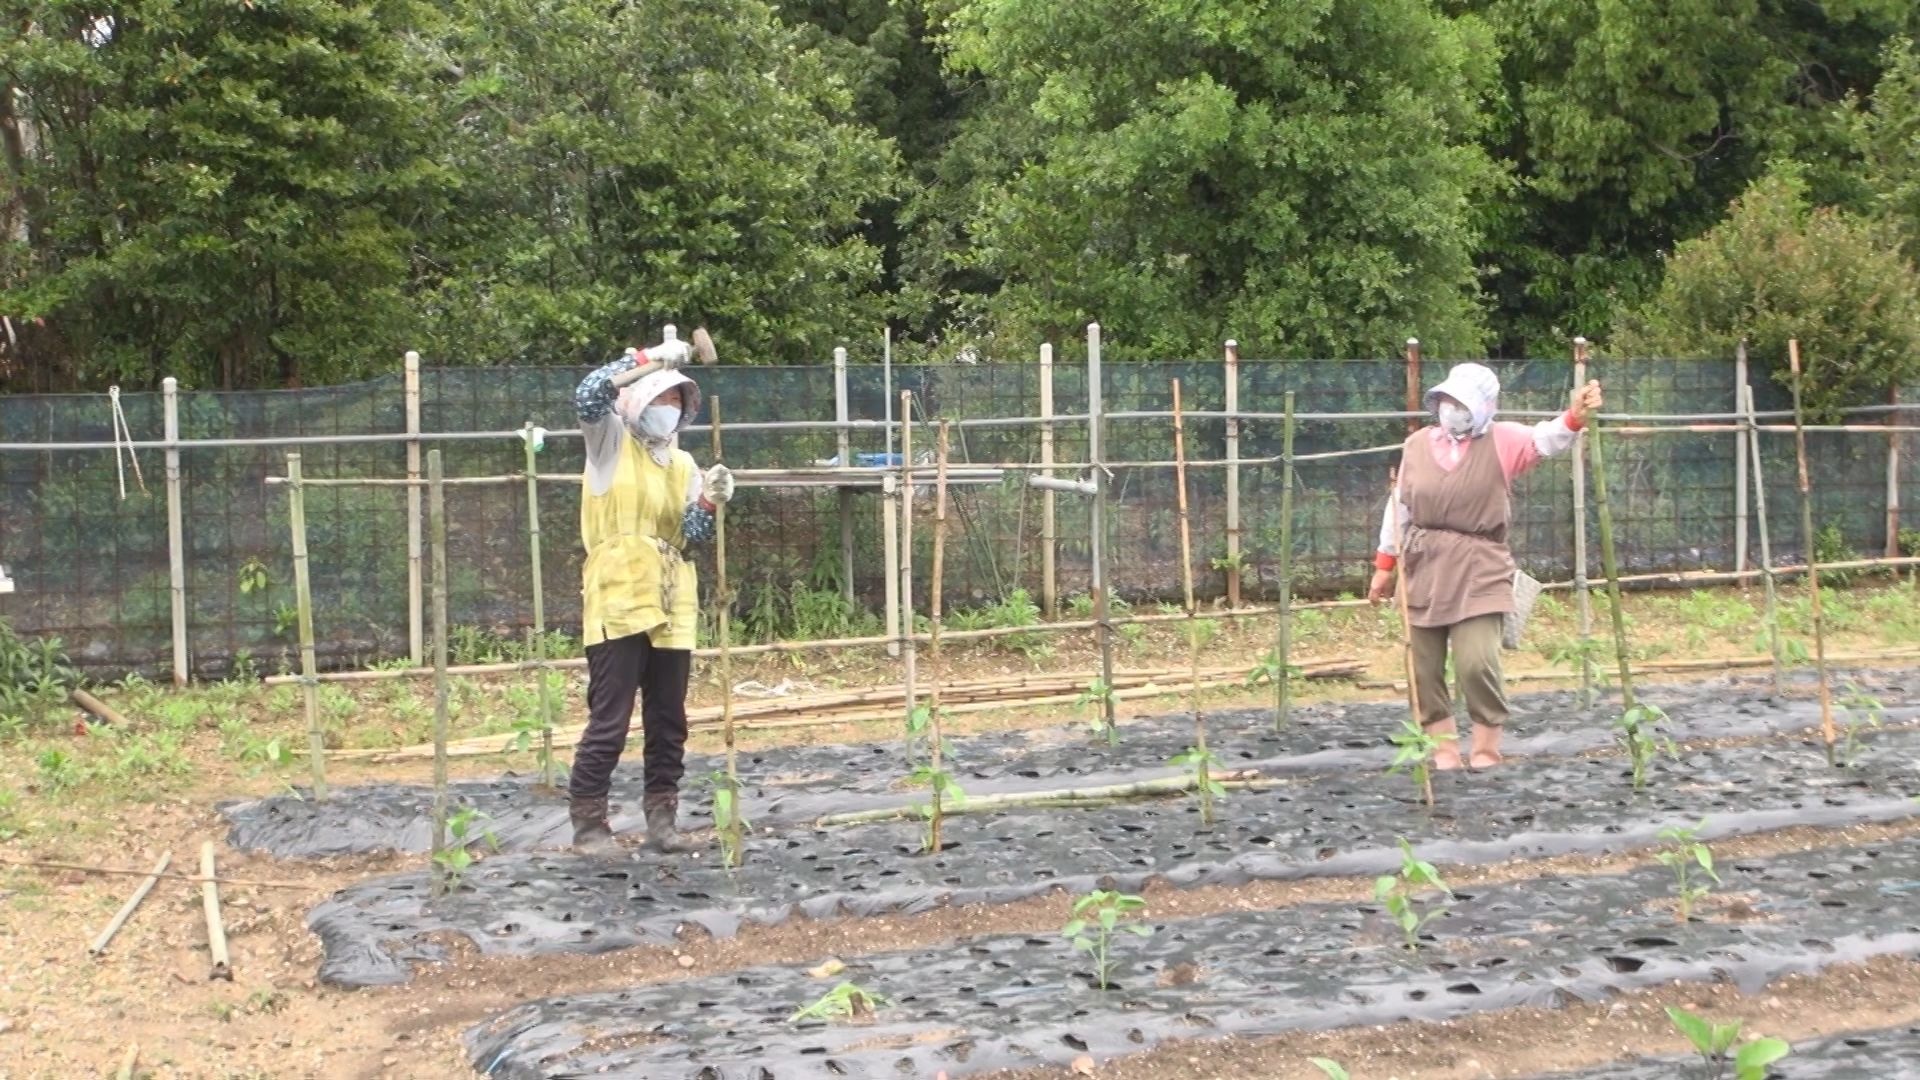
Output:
[703, 463, 735, 504]
[643, 337, 693, 369]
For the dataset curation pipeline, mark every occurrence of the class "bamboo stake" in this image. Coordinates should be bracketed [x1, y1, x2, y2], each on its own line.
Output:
[1788, 341, 1837, 762]
[116, 1044, 137, 1080]
[87, 850, 171, 956]
[815, 771, 1274, 827]
[200, 841, 231, 981]
[1088, 323, 1117, 734]
[926, 421, 953, 851]
[1572, 341, 1594, 707]
[522, 424, 555, 789]
[1743, 382, 1785, 692]
[1389, 469, 1434, 810]
[1275, 391, 1297, 727]
[1039, 343, 1058, 618]
[286, 453, 326, 800]
[428, 449, 451, 883]
[1223, 340, 1243, 608]
[898, 392, 919, 735]
[1172, 380, 1215, 825]
[710, 399, 743, 867]
[1585, 412, 1637, 709]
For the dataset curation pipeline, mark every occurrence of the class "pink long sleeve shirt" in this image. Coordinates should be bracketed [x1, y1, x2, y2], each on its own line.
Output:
[1375, 411, 1585, 570]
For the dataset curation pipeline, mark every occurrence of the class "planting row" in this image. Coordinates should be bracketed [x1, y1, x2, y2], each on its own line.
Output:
[229, 670, 1913, 859]
[1541, 1023, 1920, 1079]
[465, 831, 1920, 1078]
[312, 720, 1919, 986]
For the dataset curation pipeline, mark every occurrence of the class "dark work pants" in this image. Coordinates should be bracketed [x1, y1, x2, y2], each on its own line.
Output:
[569, 631, 692, 801]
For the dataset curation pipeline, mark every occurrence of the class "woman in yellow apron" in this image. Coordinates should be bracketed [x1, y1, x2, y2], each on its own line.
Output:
[569, 332, 733, 854]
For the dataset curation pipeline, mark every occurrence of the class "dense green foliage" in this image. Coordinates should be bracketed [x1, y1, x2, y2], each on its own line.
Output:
[3, 1, 1917, 396]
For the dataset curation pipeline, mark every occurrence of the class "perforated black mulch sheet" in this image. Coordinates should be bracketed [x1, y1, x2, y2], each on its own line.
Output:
[229, 670, 1916, 859]
[463, 835, 1920, 1079]
[1535, 1024, 1920, 1079]
[309, 717, 1920, 988]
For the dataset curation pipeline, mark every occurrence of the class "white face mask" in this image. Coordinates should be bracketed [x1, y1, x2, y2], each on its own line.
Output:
[636, 404, 681, 439]
[1437, 401, 1474, 438]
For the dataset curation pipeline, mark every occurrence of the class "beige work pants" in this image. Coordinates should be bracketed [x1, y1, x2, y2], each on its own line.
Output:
[1409, 613, 1509, 730]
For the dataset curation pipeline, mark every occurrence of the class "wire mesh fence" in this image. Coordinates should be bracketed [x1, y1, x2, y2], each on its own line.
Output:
[0, 352, 1913, 679]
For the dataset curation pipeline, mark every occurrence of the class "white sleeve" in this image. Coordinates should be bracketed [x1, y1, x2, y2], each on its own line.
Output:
[685, 463, 703, 506]
[582, 416, 625, 498]
[1532, 414, 1578, 458]
[1377, 479, 1406, 557]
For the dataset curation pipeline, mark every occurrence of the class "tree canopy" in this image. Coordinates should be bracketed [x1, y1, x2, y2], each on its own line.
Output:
[3, 1, 1918, 400]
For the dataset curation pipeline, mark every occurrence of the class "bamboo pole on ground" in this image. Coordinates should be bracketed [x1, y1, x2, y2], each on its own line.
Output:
[710, 399, 743, 866]
[815, 772, 1275, 827]
[200, 841, 230, 981]
[1172, 380, 1215, 825]
[926, 421, 953, 851]
[1274, 391, 1297, 727]
[87, 850, 170, 956]
[1572, 340, 1594, 707]
[1388, 469, 1434, 810]
[522, 423, 555, 789]
[1742, 382, 1785, 693]
[286, 453, 326, 799]
[1788, 341, 1837, 762]
[1585, 411, 1637, 710]
[428, 450, 451, 883]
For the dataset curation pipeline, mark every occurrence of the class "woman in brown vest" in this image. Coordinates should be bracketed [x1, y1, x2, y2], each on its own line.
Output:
[1367, 363, 1603, 769]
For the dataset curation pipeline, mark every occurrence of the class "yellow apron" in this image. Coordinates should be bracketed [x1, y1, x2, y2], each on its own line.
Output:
[580, 434, 698, 649]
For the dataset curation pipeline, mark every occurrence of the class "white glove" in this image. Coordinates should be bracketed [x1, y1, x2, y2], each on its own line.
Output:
[704, 463, 735, 504]
[645, 338, 693, 368]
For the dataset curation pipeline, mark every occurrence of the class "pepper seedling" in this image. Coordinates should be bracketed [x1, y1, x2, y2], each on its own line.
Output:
[1616, 702, 1677, 791]
[1388, 716, 1450, 809]
[1170, 746, 1227, 825]
[1074, 679, 1118, 745]
[1654, 820, 1718, 923]
[1666, 1006, 1790, 1079]
[1372, 837, 1453, 951]
[789, 981, 888, 1024]
[1061, 890, 1151, 990]
[703, 770, 749, 869]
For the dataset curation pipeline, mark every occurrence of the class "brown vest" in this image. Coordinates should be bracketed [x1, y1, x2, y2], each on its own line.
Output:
[1398, 430, 1514, 629]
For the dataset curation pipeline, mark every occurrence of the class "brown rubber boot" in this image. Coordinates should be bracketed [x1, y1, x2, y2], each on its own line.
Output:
[1428, 718, 1463, 771]
[1469, 724, 1504, 770]
[643, 793, 698, 855]
[569, 795, 618, 855]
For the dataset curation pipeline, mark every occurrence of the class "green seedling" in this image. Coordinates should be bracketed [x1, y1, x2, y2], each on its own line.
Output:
[1061, 890, 1151, 990]
[432, 806, 498, 891]
[905, 703, 955, 764]
[1837, 682, 1885, 767]
[1309, 1061, 1351, 1080]
[1243, 651, 1302, 691]
[1615, 702, 1677, 791]
[1170, 745, 1226, 825]
[1389, 715, 1450, 809]
[1666, 1006, 1791, 1079]
[1654, 820, 1719, 923]
[1074, 678, 1118, 745]
[1547, 636, 1614, 690]
[704, 770, 749, 869]
[907, 764, 964, 853]
[789, 981, 888, 1024]
[1372, 838, 1453, 951]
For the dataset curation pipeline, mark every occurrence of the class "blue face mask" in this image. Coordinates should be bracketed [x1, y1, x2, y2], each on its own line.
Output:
[637, 404, 680, 439]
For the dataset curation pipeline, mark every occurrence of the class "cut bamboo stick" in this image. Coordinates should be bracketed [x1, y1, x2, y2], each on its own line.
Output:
[287, 453, 326, 799]
[711, 397, 742, 866]
[87, 850, 171, 956]
[69, 688, 129, 729]
[1586, 412, 1637, 709]
[428, 450, 451, 879]
[0, 855, 320, 892]
[1572, 342, 1594, 707]
[1172, 379, 1215, 824]
[1788, 340, 1837, 761]
[522, 423, 555, 789]
[1744, 381, 1784, 692]
[200, 842, 231, 981]
[927, 421, 952, 851]
[116, 1044, 137, 1080]
[1388, 468, 1435, 809]
[1275, 391, 1297, 727]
